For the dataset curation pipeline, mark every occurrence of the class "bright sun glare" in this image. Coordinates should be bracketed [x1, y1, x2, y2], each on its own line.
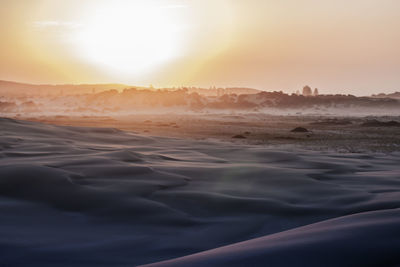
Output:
[74, 1, 183, 76]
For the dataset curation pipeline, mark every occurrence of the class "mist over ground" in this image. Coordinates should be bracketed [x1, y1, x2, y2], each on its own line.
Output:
[1, 81, 400, 117]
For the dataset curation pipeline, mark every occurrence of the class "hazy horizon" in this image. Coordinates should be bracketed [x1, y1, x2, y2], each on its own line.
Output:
[1, 0, 400, 95]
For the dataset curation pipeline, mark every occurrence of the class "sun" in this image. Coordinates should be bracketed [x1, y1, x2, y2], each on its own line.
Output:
[74, 1, 183, 76]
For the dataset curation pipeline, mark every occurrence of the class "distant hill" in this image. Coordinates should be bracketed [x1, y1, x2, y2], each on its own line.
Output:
[0, 80, 130, 96]
[185, 87, 261, 96]
[0, 80, 262, 97]
[371, 92, 400, 99]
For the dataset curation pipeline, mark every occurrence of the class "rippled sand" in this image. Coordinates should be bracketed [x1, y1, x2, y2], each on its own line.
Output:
[1, 117, 399, 266]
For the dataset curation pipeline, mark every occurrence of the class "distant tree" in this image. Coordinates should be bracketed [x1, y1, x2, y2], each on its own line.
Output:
[302, 85, 312, 96]
[313, 88, 319, 96]
[295, 90, 300, 95]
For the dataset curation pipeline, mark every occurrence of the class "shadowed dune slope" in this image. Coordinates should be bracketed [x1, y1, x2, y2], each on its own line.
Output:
[0, 118, 399, 266]
[142, 208, 400, 267]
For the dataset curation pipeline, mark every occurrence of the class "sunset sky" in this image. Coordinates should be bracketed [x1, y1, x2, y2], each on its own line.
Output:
[1, 0, 400, 95]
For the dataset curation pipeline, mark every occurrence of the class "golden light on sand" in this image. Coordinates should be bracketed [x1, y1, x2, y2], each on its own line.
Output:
[73, 1, 183, 76]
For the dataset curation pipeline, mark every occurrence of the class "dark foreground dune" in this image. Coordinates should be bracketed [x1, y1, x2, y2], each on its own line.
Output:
[0, 118, 400, 266]
[143, 209, 400, 267]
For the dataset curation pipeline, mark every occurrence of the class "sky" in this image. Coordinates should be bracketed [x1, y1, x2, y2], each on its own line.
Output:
[1, 0, 400, 95]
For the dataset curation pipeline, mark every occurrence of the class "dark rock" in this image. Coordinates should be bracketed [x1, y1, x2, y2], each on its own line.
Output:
[361, 120, 400, 127]
[232, 134, 246, 139]
[291, 127, 309, 133]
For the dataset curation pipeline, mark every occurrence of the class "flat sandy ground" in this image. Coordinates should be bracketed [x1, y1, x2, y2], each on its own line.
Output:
[22, 113, 400, 152]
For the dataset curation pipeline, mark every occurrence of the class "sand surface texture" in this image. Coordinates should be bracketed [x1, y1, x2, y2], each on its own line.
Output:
[1, 118, 399, 266]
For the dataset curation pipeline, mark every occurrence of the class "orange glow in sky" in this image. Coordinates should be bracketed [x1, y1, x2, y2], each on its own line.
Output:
[1, 0, 400, 95]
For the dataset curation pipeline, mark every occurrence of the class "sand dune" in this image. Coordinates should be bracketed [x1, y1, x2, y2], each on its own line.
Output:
[142, 209, 400, 267]
[1, 117, 399, 266]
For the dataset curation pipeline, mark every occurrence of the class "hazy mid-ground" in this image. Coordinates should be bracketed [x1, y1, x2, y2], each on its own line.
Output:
[21, 113, 400, 153]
